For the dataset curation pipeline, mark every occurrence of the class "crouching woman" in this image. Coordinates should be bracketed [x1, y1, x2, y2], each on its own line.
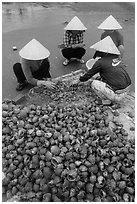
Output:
[72, 36, 131, 105]
[13, 39, 55, 91]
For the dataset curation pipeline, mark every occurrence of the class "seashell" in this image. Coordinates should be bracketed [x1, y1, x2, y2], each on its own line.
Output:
[63, 190, 70, 199]
[43, 167, 52, 180]
[84, 160, 92, 167]
[6, 190, 13, 200]
[32, 116, 38, 123]
[94, 196, 102, 202]
[36, 130, 43, 137]
[81, 171, 88, 178]
[86, 183, 94, 193]
[126, 186, 134, 194]
[122, 158, 133, 167]
[76, 180, 84, 189]
[45, 151, 52, 161]
[51, 156, 62, 166]
[70, 197, 77, 202]
[2, 103, 9, 111]
[45, 132, 52, 138]
[97, 175, 105, 185]
[2, 177, 11, 186]
[43, 193, 51, 202]
[88, 154, 96, 165]
[107, 165, 115, 173]
[53, 195, 62, 202]
[86, 194, 94, 202]
[25, 123, 33, 129]
[113, 193, 120, 202]
[51, 176, 61, 185]
[54, 124, 61, 131]
[90, 174, 97, 183]
[61, 169, 68, 178]
[127, 153, 135, 161]
[51, 145, 60, 155]
[100, 189, 107, 199]
[112, 170, 121, 181]
[108, 179, 116, 190]
[33, 169, 43, 179]
[65, 151, 73, 160]
[67, 169, 77, 182]
[99, 161, 105, 171]
[33, 184, 40, 192]
[103, 158, 110, 166]
[75, 160, 82, 166]
[70, 188, 76, 197]
[119, 181, 126, 189]
[121, 167, 134, 175]
[77, 190, 85, 200]
[90, 129, 97, 136]
[89, 164, 98, 174]
[79, 165, 88, 172]
[2, 110, 9, 118]
[39, 160, 45, 168]
[69, 163, 76, 170]
[123, 193, 130, 202]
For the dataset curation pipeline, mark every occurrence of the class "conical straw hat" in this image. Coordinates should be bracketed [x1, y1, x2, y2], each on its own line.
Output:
[19, 39, 50, 60]
[64, 16, 87, 30]
[90, 36, 120, 55]
[98, 15, 122, 30]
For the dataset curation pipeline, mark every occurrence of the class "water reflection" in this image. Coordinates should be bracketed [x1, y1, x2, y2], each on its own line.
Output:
[5, 8, 12, 20]
[2, 3, 36, 32]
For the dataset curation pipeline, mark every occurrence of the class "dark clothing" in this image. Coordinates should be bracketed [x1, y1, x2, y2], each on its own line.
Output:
[101, 30, 124, 47]
[80, 55, 131, 91]
[13, 59, 51, 84]
[93, 51, 108, 59]
[93, 30, 124, 59]
[62, 47, 86, 60]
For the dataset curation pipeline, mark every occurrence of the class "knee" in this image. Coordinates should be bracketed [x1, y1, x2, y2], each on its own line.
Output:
[92, 80, 103, 90]
[13, 63, 21, 72]
[61, 48, 68, 55]
[79, 47, 86, 55]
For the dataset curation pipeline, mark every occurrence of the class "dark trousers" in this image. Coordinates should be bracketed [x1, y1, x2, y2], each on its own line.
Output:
[13, 59, 51, 83]
[62, 47, 86, 60]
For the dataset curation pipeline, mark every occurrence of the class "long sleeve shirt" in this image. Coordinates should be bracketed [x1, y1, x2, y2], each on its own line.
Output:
[80, 55, 131, 91]
[63, 30, 84, 48]
[20, 58, 51, 86]
[101, 30, 124, 47]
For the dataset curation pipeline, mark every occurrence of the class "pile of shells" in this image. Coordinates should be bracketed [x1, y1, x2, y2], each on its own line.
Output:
[28, 80, 97, 106]
[2, 82, 135, 202]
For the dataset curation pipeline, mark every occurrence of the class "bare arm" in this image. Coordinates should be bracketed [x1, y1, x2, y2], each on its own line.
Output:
[118, 45, 124, 59]
[21, 59, 38, 86]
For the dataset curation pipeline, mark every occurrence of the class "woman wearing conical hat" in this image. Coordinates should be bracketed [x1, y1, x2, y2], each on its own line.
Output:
[59, 16, 87, 66]
[72, 36, 131, 105]
[93, 15, 124, 59]
[13, 39, 55, 91]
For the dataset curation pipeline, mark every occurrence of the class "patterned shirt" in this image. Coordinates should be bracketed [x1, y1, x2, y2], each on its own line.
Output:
[63, 30, 84, 48]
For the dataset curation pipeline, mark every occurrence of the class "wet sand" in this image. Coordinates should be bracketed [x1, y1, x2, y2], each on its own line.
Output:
[2, 2, 135, 100]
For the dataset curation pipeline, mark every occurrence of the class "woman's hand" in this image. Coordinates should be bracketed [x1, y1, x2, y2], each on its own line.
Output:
[58, 44, 65, 49]
[70, 79, 80, 86]
[37, 80, 56, 89]
[72, 43, 85, 48]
